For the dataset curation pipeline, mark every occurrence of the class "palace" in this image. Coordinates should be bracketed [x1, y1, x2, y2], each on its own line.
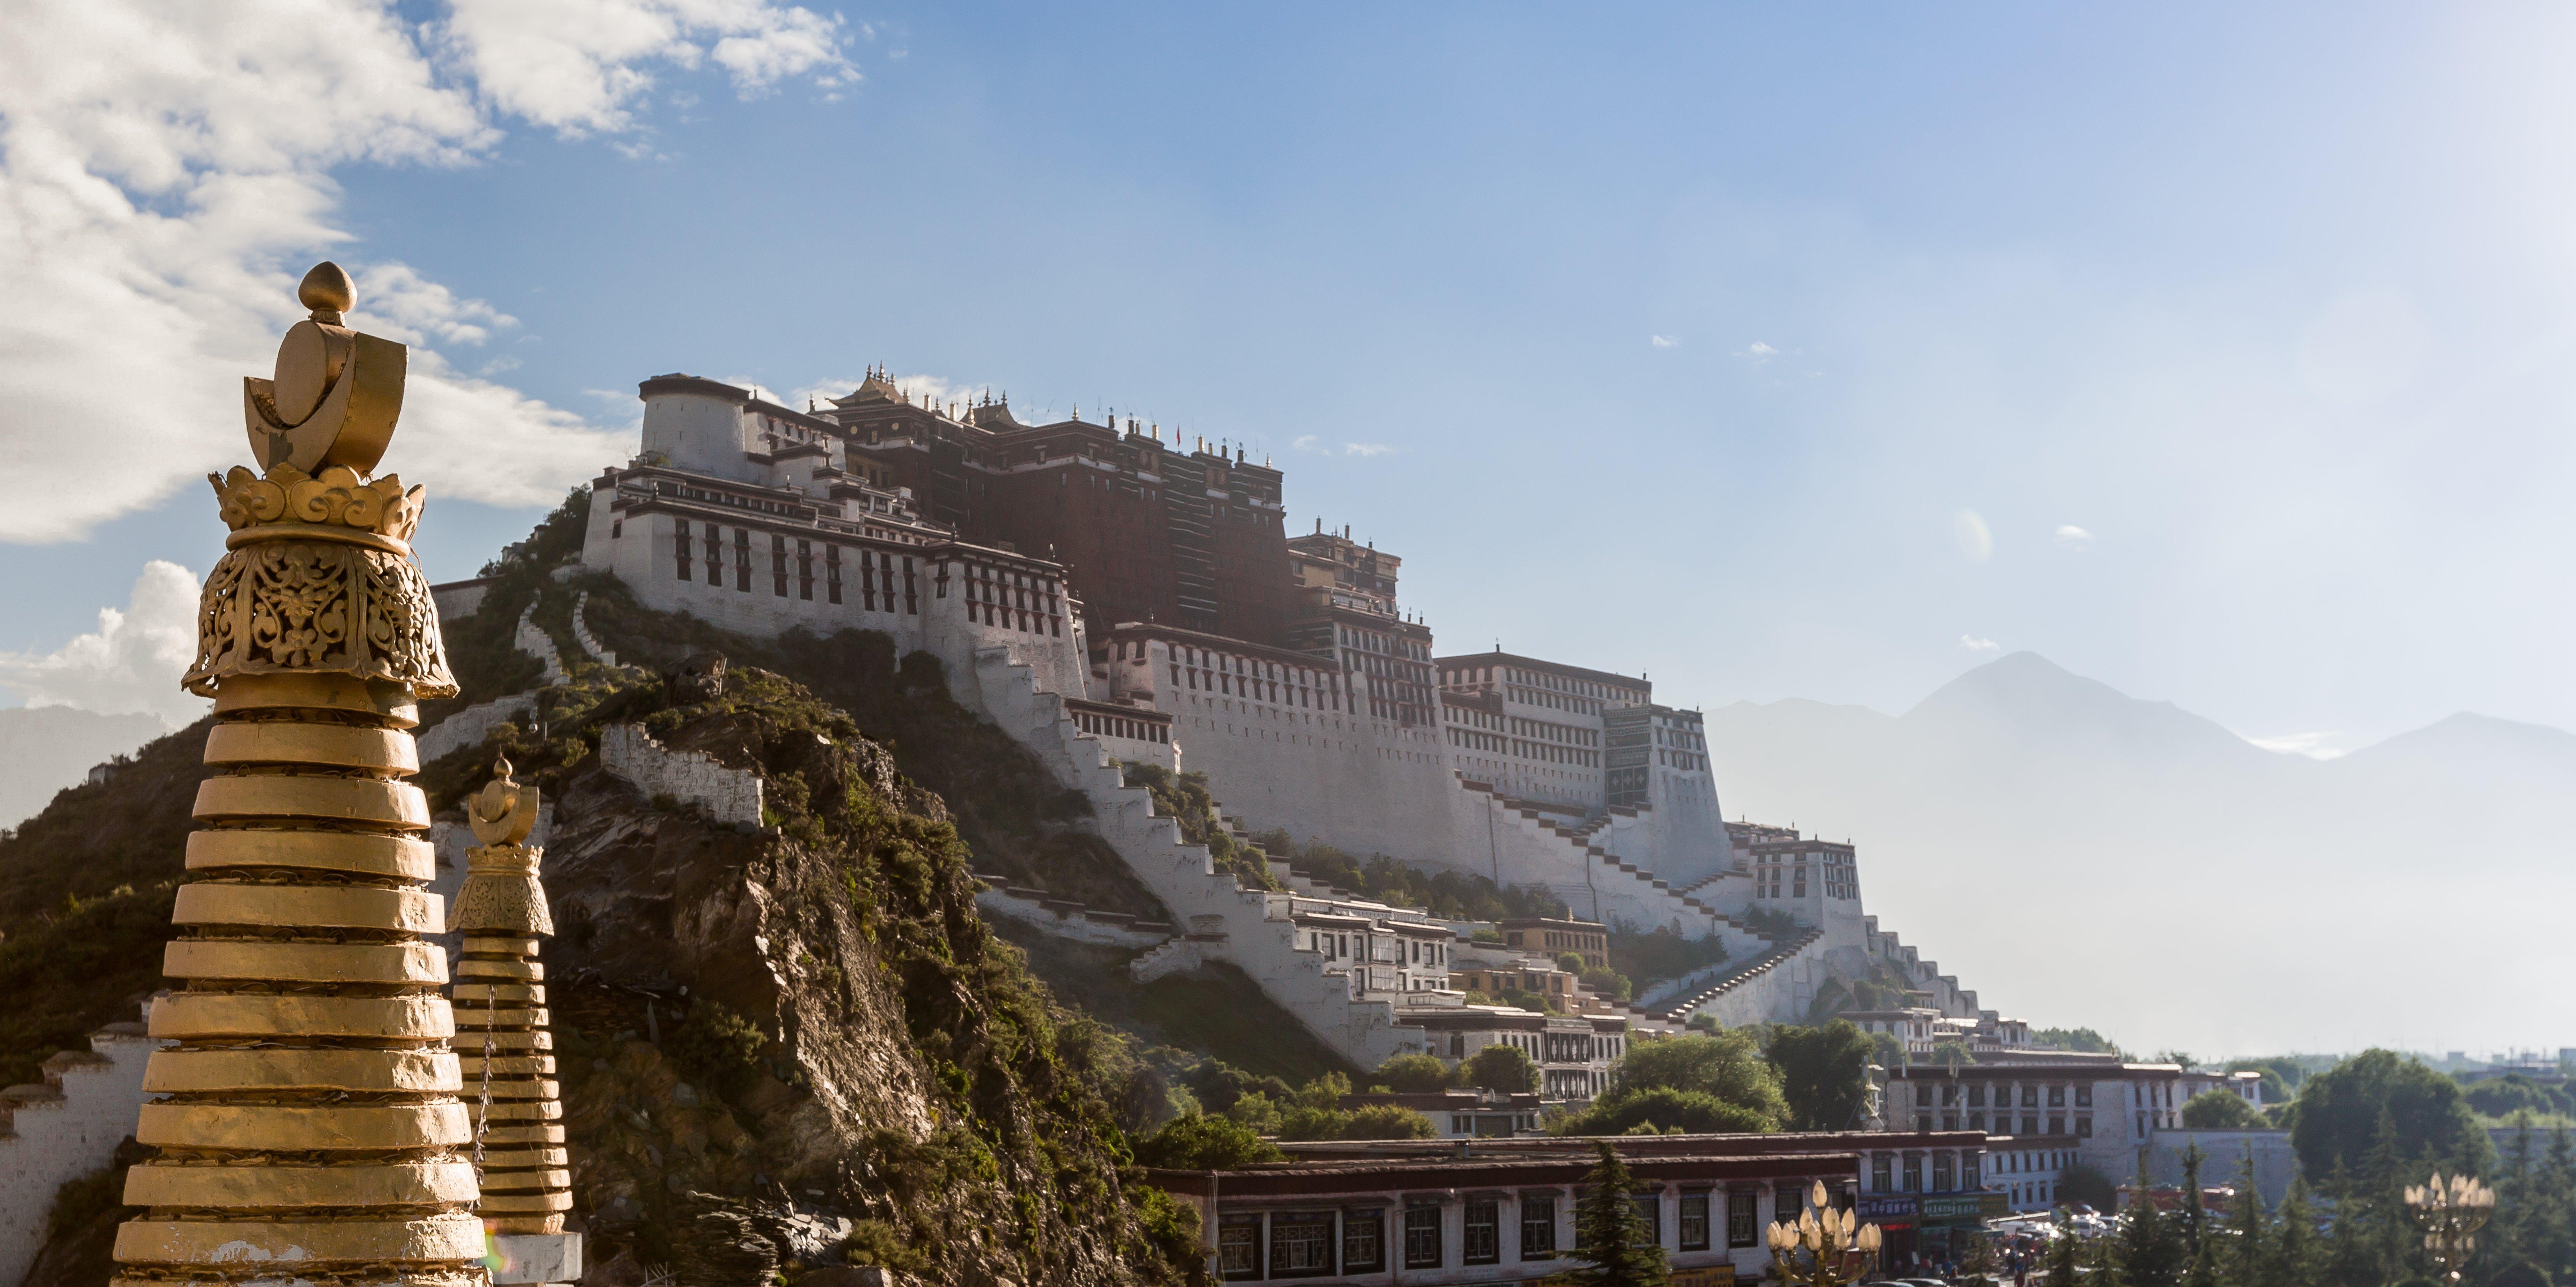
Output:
[564, 370, 2010, 1072]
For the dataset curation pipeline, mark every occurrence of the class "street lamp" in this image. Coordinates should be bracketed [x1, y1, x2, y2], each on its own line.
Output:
[1768, 1180, 1885, 1287]
[2406, 1172, 2496, 1287]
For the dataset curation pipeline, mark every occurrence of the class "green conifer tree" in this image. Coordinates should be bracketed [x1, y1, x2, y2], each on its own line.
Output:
[2047, 1216, 2085, 1287]
[2267, 1179, 2323, 1287]
[2535, 1129, 2576, 1284]
[2219, 1152, 2269, 1287]
[2117, 1165, 2188, 1287]
[1569, 1140, 1670, 1287]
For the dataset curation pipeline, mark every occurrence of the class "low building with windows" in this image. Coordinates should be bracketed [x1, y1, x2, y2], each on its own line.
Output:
[1980, 1135, 2082, 1213]
[1147, 1133, 1905, 1285]
[1398, 1006, 1629, 1107]
[1340, 1089, 1546, 1140]
[1879, 1060, 2186, 1192]
[1497, 918, 1609, 969]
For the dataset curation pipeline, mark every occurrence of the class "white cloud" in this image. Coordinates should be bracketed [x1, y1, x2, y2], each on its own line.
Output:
[2055, 524, 2096, 551]
[1735, 340, 1779, 361]
[437, 0, 855, 137]
[1343, 443, 1395, 457]
[0, 0, 846, 544]
[1951, 509, 1994, 562]
[1652, 335, 1679, 348]
[2244, 730, 2353, 760]
[0, 560, 209, 727]
[1292, 434, 1322, 452]
[1960, 634, 2000, 652]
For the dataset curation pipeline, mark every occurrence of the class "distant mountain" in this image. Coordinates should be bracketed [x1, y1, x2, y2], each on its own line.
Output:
[0, 706, 166, 831]
[1704, 653, 2576, 1056]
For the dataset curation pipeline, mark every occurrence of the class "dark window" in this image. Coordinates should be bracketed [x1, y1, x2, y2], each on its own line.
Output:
[675, 519, 692, 580]
[1269, 1212, 1335, 1277]
[1776, 1184, 1800, 1227]
[2077, 1116, 2093, 1138]
[2023, 1115, 2039, 1136]
[797, 539, 813, 601]
[771, 533, 788, 596]
[1218, 1216, 1262, 1280]
[1968, 1085, 1987, 1107]
[2050, 1115, 2065, 1136]
[704, 525, 723, 584]
[1464, 1199, 1499, 1264]
[1728, 1188, 1759, 1247]
[733, 529, 751, 591]
[2075, 1085, 2093, 1107]
[1680, 1192, 1711, 1251]
[1405, 1204, 1441, 1268]
[1904, 1156, 1922, 1192]
[1633, 1196, 1662, 1247]
[1521, 1196, 1557, 1259]
[1935, 1153, 1957, 1192]
[2049, 1085, 2066, 1107]
[1872, 1155, 1892, 1193]
[824, 545, 841, 605]
[1341, 1211, 1384, 1272]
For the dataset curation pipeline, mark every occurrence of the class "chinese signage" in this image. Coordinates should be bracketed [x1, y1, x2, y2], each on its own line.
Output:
[1857, 1196, 1918, 1221]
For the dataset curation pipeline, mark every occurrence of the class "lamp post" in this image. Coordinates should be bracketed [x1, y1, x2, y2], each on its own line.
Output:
[2407, 1173, 2496, 1287]
[1768, 1180, 1885, 1287]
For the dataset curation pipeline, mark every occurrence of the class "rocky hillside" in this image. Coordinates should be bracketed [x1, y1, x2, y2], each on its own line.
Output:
[3, 500, 1224, 1284]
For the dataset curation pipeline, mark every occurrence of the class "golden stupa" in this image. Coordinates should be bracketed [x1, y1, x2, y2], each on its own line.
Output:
[112, 262, 485, 1286]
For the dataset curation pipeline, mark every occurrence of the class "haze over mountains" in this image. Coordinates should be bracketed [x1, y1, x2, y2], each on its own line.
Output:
[0, 706, 167, 832]
[1706, 652, 2576, 1058]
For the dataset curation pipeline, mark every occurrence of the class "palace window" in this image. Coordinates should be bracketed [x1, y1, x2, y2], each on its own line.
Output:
[1342, 1211, 1384, 1273]
[733, 529, 751, 591]
[1269, 1212, 1335, 1277]
[1218, 1215, 1262, 1280]
[703, 525, 723, 585]
[1464, 1199, 1499, 1264]
[675, 519, 692, 580]
[1404, 1204, 1441, 1268]
[1728, 1188, 1760, 1247]
[796, 539, 813, 600]
[824, 545, 841, 605]
[1679, 1192, 1712, 1251]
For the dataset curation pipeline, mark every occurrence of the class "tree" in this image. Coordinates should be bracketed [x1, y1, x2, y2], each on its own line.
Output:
[1461, 1043, 1538, 1094]
[1767, 1021, 1875, 1131]
[1375, 1053, 1454, 1094]
[2114, 1163, 2188, 1287]
[2217, 1152, 2268, 1287]
[1931, 1040, 1974, 1069]
[2266, 1178, 2322, 1287]
[1131, 1113, 1285, 1169]
[2288, 1051, 2492, 1198]
[1335, 1103, 1438, 1140]
[1559, 953, 1589, 974]
[1568, 1141, 1669, 1287]
[2048, 1226, 2085, 1287]
[1612, 1030, 1790, 1125]
[2178, 1145, 2217, 1287]
[2184, 1091, 2266, 1130]
[1553, 1086, 1776, 1137]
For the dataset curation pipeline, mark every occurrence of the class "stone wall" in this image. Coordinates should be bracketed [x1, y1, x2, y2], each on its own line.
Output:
[599, 723, 764, 829]
[0, 1005, 165, 1286]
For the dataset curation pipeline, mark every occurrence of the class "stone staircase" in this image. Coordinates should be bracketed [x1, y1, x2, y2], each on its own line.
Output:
[960, 645, 1434, 1068]
[1454, 777, 1754, 946]
[1636, 927, 1828, 1025]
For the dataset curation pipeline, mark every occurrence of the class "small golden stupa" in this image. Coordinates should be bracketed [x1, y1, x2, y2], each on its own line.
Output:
[451, 756, 580, 1277]
[113, 262, 483, 1286]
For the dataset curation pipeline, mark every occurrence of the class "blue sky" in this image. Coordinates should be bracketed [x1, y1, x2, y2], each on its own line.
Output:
[8, 2, 2576, 755]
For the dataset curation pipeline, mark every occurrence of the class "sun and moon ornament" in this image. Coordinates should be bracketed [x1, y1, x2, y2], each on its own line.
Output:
[1766, 1180, 1885, 1287]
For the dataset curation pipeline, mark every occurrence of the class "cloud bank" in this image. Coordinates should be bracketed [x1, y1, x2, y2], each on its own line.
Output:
[0, 0, 853, 544]
[0, 560, 208, 727]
